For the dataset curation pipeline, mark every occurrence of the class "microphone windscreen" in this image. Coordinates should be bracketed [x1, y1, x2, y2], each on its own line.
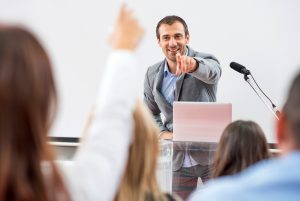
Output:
[230, 62, 246, 73]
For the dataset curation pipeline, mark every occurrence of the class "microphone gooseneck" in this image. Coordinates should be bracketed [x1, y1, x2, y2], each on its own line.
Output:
[230, 61, 280, 120]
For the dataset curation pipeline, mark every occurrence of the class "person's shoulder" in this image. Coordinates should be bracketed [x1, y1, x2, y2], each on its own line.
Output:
[189, 158, 288, 201]
[189, 172, 255, 201]
[149, 60, 164, 70]
[187, 46, 208, 56]
[146, 60, 164, 75]
[187, 46, 219, 62]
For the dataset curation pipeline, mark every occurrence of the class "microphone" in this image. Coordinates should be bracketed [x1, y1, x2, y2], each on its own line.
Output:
[229, 61, 280, 120]
[230, 62, 250, 75]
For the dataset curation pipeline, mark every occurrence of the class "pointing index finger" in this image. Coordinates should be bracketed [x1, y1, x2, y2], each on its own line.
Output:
[176, 53, 182, 76]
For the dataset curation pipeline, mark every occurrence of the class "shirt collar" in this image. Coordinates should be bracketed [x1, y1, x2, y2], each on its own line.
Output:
[164, 62, 171, 77]
[185, 46, 189, 56]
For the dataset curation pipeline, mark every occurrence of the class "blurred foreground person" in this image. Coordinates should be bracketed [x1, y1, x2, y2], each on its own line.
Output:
[0, 5, 143, 201]
[189, 72, 300, 201]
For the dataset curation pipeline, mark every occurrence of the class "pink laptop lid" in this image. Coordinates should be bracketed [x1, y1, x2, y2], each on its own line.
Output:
[173, 102, 232, 142]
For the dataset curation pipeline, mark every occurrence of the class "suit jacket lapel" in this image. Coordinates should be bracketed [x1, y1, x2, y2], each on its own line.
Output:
[175, 73, 185, 101]
[153, 60, 172, 107]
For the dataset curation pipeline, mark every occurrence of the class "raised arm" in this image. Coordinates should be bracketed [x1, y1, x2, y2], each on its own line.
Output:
[63, 5, 144, 201]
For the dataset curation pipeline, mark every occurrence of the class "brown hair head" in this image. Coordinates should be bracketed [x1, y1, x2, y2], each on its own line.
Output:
[156, 15, 189, 40]
[212, 120, 270, 178]
[0, 25, 70, 201]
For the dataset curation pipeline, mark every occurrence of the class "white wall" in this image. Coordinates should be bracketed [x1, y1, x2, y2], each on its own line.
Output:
[1, 0, 299, 142]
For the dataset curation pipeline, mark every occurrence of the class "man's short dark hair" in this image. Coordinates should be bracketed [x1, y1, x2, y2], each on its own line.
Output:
[156, 15, 189, 39]
[283, 71, 300, 148]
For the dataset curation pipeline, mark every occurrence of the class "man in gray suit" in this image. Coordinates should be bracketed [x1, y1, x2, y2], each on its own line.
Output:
[144, 15, 221, 200]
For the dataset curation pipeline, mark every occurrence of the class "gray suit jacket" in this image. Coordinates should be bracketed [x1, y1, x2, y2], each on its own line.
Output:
[144, 46, 221, 171]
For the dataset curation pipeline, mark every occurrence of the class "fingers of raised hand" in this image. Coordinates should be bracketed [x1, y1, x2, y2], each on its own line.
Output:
[111, 4, 144, 50]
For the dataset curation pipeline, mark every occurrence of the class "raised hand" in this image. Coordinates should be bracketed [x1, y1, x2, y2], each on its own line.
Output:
[109, 4, 144, 50]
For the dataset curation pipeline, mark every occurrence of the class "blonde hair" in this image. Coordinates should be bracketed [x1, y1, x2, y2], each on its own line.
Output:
[114, 101, 167, 201]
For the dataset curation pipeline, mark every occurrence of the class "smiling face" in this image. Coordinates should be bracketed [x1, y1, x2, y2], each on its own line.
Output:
[157, 21, 190, 64]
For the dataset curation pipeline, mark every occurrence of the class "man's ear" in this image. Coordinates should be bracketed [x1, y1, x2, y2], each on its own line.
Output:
[157, 38, 162, 47]
[185, 34, 190, 44]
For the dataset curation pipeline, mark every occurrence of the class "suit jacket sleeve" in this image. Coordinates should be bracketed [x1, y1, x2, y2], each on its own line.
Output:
[190, 53, 221, 84]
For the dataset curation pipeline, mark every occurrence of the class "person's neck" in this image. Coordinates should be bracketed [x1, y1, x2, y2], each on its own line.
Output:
[166, 59, 177, 74]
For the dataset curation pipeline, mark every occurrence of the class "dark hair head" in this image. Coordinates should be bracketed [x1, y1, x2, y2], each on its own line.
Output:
[0, 25, 70, 201]
[212, 120, 270, 178]
[156, 15, 189, 39]
[282, 72, 300, 148]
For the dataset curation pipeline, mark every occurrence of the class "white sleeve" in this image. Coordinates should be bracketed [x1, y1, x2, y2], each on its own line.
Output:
[60, 50, 139, 201]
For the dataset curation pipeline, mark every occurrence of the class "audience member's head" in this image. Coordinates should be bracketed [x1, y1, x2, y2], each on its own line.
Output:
[277, 72, 300, 153]
[114, 101, 176, 201]
[212, 120, 270, 178]
[0, 25, 70, 200]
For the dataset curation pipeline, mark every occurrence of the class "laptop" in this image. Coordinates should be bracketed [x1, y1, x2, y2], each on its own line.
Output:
[173, 102, 232, 142]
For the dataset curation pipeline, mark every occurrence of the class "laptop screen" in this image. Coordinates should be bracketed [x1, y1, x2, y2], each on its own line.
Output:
[173, 102, 232, 142]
